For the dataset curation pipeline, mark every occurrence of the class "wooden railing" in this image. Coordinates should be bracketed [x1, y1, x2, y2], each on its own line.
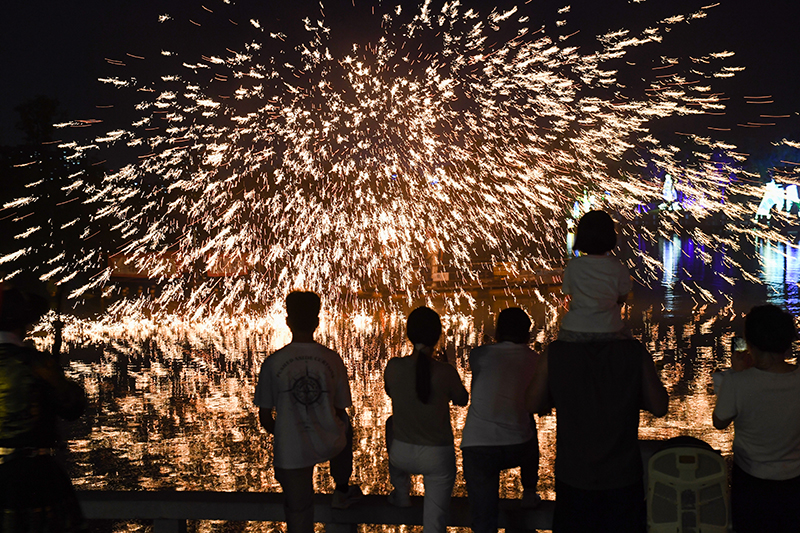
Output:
[77, 491, 554, 532]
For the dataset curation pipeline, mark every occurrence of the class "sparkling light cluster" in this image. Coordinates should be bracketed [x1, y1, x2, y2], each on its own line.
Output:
[8, 0, 791, 316]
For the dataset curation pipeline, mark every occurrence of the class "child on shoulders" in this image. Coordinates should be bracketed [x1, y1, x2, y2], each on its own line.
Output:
[559, 210, 632, 342]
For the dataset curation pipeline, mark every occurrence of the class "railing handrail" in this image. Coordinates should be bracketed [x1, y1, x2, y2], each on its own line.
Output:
[77, 491, 555, 532]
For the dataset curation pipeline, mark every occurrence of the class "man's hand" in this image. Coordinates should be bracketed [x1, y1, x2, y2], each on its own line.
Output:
[259, 407, 276, 434]
[731, 348, 754, 372]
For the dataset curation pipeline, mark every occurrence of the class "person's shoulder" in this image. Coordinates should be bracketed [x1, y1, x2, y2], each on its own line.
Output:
[493, 341, 537, 357]
[305, 343, 347, 370]
[470, 344, 492, 358]
[272, 342, 338, 357]
[384, 355, 406, 373]
[722, 367, 762, 389]
[2, 344, 50, 366]
[547, 338, 644, 353]
[431, 357, 458, 373]
[262, 344, 291, 363]
[261, 343, 324, 366]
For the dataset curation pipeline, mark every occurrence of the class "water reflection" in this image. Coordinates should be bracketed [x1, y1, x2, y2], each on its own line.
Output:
[758, 238, 800, 311]
[54, 233, 800, 531]
[661, 234, 681, 312]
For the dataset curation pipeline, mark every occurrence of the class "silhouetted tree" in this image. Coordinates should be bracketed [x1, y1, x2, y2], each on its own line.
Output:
[1, 97, 108, 313]
[14, 95, 64, 146]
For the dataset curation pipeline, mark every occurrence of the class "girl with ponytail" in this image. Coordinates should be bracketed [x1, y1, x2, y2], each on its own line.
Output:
[383, 306, 468, 533]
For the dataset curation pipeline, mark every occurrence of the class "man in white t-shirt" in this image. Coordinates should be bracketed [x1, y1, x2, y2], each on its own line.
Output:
[254, 291, 362, 533]
[461, 308, 541, 533]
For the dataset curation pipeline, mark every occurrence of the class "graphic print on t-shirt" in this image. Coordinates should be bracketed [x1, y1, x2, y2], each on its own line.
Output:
[285, 364, 330, 407]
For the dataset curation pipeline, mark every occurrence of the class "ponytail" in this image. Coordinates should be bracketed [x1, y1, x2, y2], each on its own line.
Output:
[414, 344, 433, 404]
[406, 306, 441, 405]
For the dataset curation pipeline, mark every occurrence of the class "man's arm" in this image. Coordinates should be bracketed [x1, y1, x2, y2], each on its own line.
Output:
[259, 407, 276, 434]
[712, 412, 733, 430]
[525, 350, 551, 415]
[449, 365, 469, 406]
[712, 373, 736, 430]
[641, 350, 669, 417]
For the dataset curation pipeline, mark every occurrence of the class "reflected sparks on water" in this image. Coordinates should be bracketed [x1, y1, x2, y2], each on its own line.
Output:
[23, 234, 790, 531]
[55, 291, 743, 513]
[51, 235, 796, 504]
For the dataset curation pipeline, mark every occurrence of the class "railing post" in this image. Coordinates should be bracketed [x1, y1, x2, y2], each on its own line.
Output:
[153, 519, 187, 533]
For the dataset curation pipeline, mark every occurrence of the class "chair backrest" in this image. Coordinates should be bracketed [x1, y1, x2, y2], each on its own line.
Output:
[647, 444, 730, 532]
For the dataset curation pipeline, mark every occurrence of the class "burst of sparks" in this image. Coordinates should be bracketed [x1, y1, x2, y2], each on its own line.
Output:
[6, 1, 800, 318]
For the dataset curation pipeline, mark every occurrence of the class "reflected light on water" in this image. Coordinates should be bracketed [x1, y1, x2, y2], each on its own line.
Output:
[758, 238, 800, 311]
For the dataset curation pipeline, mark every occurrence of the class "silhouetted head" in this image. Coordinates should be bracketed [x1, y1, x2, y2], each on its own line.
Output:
[285, 291, 321, 333]
[572, 210, 617, 255]
[495, 307, 531, 344]
[745, 304, 797, 355]
[407, 306, 441, 348]
[0, 286, 49, 332]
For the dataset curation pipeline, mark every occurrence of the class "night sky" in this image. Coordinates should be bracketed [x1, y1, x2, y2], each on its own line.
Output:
[2, 0, 799, 154]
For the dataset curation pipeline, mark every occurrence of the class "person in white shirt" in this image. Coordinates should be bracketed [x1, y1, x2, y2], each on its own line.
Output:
[461, 308, 542, 533]
[559, 210, 632, 342]
[713, 304, 800, 532]
[254, 291, 361, 533]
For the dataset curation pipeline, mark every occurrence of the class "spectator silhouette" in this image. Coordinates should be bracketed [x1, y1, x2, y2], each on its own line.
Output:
[559, 210, 632, 342]
[713, 304, 800, 532]
[527, 335, 667, 532]
[462, 307, 542, 533]
[384, 306, 468, 533]
[254, 291, 361, 533]
[0, 285, 87, 531]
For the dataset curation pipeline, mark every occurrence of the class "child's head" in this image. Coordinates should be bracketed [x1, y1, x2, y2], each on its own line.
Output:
[407, 306, 442, 348]
[285, 291, 321, 333]
[745, 304, 796, 355]
[572, 210, 617, 255]
[495, 307, 531, 344]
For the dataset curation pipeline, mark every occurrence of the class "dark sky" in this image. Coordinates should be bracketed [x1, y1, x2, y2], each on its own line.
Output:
[2, 0, 799, 153]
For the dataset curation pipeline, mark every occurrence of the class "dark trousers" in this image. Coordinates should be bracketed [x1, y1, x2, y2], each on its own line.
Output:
[462, 438, 539, 533]
[274, 418, 353, 533]
[732, 463, 800, 533]
[0, 456, 86, 532]
[553, 478, 645, 533]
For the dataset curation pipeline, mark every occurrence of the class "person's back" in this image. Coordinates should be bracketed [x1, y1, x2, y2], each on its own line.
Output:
[462, 341, 536, 444]
[254, 291, 361, 533]
[385, 355, 466, 446]
[713, 304, 800, 532]
[561, 255, 631, 333]
[547, 339, 644, 488]
[0, 287, 87, 533]
[461, 308, 541, 533]
[0, 344, 83, 449]
[384, 306, 468, 533]
[560, 210, 632, 341]
[258, 342, 350, 467]
[527, 337, 668, 533]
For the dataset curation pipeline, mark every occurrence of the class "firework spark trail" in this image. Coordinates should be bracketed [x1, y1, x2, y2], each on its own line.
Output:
[10, 0, 791, 316]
